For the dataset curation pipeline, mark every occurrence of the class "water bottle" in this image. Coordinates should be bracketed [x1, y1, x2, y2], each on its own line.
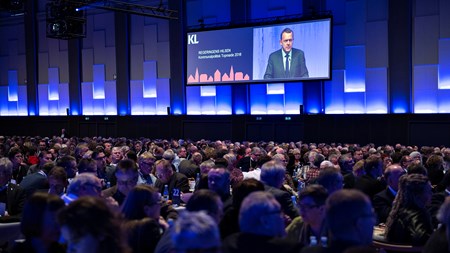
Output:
[163, 185, 169, 202]
[291, 195, 297, 206]
[309, 236, 317, 246]
[320, 236, 328, 247]
[195, 173, 200, 187]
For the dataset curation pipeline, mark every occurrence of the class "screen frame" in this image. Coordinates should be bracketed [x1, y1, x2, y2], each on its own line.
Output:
[185, 15, 333, 87]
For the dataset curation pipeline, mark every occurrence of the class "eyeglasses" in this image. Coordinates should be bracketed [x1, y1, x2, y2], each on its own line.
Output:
[117, 178, 138, 186]
[297, 203, 320, 210]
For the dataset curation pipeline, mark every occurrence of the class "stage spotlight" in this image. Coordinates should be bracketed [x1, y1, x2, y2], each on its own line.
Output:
[46, 0, 86, 39]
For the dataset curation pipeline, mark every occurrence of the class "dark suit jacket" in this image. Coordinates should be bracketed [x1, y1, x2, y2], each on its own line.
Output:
[178, 160, 199, 178]
[154, 172, 190, 200]
[0, 183, 26, 223]
[264, 48, 309, 79]
[264, 185, 299, 219]
[427, 190, 450, 227]
[19, 172, 48, 198]
[373, 188, 395, 224]
[422, 225, 448, 253]
[353, 175, 385, 201]
[236, 157, 255, 172]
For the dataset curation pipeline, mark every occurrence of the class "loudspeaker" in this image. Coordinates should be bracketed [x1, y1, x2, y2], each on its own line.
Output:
[299, 105, 304, 114]
[66, 108, 70, 116]
[167, 107, 171, 115]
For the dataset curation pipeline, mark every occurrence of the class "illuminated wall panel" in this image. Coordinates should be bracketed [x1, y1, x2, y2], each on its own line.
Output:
[438, 89, 450, 113]
[345, 46, 366, 92]
[48, 68, 60, 101]
[285, 82, 303, 114]
[414, 65, 438, 113]
[266, 83, 285, 95]
[186, 86, 201, 115]
[215, 85, 232, 115]
[344, 92, 365, 114]
[200, 86, 216, 97]
[267, 94, 285, 114]
[104, 81, 117, 115]
[93, 65, 106, 99]
[200, 95, 216, 115]
[250, 84, 267, 114]
[130, 80, 144, 115]
[81, 82, 94, 115]
[325, 70, 345, 114]
[17, 85, 27, 115]
[155, 79, 170, 115]
[438, 39, 450, 89]
[8, 70, 18, 102]
[143, 61, 157, 98]
[365, 68, 388, 113]
[0, 87, 8, 115]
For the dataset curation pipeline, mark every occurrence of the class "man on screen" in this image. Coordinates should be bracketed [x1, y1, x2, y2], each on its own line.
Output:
[264, 28, 309, 79]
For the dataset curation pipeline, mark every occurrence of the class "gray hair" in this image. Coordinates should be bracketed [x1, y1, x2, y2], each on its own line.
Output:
[172, 211, 220, 251]
[163, 149, 175, 160]
[67, 173, 101, 196]
[260, 160, 285, 188]
[0, 157, 13, 175]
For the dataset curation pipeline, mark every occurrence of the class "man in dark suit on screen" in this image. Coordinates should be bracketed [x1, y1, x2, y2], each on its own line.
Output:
[264, 28, 309, 79]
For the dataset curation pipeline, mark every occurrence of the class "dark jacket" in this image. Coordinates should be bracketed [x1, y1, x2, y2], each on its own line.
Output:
[154, 172, 190, 200]
[373, 188, 395, 224]
[385, 206, 433, 245]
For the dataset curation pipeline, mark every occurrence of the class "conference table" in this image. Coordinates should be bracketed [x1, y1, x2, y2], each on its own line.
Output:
[372, 225, 423, 252]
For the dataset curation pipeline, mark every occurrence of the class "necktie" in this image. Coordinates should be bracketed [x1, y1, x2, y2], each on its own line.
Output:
[285, 54, 290, 77]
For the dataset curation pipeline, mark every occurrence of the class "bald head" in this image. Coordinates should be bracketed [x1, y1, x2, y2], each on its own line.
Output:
[384, 164, 406, 191]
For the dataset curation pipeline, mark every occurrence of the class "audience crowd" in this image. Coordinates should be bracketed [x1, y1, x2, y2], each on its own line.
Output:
[0, 134, 450, 253]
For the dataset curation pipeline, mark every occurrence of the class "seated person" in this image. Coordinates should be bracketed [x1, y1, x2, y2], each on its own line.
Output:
[222, 191, 301, 253]
[0, 157, 26, 222]
[286, 185, 328, 246]
[154, 160, 190, 201]
[102, 159, 138, 205]
[301, 189, 376, 253]
[385, 174, 433, 245]
[423, 196, 450, 253]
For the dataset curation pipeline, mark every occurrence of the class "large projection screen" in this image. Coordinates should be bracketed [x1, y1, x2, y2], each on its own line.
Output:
[186, 18, 331, 86]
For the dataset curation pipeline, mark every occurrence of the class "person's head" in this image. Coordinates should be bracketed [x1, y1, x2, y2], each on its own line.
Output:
[231, 178, 265, 209]
[92, 151, 107, 171]
[326, 189, 375, 245]
[297, 185, 328, 227]
[77, 158, 97, 174]
[178, 147, 187, 158]
[437, 196, 450, 230]
[56, 155, 78, 179]
[191, 152, 203, 165]
[207, 168, 230, 197]
[67, 173, 103, 198]
[48, 166, 68, 196]
[58, 197, 128, 253]
[272, 153, 288, 166]
[426, 154, 444, 171]
[364, 155, 383, 178]
[399, 155, 413, 169]
[239, 191, 285, 237]
[116, 159, 139, 196]
[138, 152, 156, 175]
[409, 151, 422, 165]
[162, 149, 175, 161]
[0, 157, 13, 186]
[316, 167, 344, 194]
[172, 211, 221, 253]
[199, 159, 215, 175]
[407, 163, 428, 176]
[21, 192, 65, 245]
[384, 164, 406, 191]
[186, 189, 223, 223]
[155, 159, 174, 184]
[134, 141, 142, 152]
[260, 160, 285, 188]
[250, 147, 262, 162]
[39, 150, 54, 166]
[8, 147, 24, 167]
[280, 28, 294, 53]
[396, 173, 432, 209]
[111, 146, 123, 164]
[121, 184, 162, 220]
